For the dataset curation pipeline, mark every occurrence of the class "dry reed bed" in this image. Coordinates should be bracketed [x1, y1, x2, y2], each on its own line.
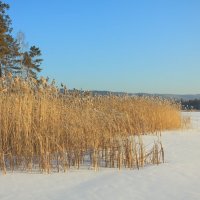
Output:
[0, 76, 181, 174]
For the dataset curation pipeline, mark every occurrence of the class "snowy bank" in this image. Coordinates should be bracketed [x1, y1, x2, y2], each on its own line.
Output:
[0, 112, 200, 200]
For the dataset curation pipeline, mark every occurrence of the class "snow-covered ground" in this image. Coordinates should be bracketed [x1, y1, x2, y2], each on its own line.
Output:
[0, 112, 200, 200]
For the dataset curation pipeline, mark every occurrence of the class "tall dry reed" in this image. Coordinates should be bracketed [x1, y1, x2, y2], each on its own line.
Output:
[0, 74, 181, 174]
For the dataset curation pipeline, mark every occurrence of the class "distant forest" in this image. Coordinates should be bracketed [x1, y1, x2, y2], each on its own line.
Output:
[181, 99, 200, 110]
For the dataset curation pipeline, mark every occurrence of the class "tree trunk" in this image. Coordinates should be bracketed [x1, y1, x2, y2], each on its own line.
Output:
[0, 64, 2, 77]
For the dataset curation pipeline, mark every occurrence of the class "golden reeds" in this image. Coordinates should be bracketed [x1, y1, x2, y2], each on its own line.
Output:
[0, 75, 181, 174]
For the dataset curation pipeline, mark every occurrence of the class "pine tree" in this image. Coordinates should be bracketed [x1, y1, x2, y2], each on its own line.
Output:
[22, 46, 43, 79]
[0, 1, 19, 77]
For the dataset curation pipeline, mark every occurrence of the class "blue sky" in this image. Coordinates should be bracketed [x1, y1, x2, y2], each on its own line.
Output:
[5, 0, 200, 94]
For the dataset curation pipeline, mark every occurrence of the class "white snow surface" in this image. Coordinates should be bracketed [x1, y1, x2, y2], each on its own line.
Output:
[0, 112, 200, 200]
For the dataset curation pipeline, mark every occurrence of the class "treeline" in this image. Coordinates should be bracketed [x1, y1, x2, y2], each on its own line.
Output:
[181, 99, 200, 110]
[0, 1, 42, 79]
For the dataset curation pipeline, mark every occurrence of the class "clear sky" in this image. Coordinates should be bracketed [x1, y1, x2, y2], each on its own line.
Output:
[5, 0, 200, 94]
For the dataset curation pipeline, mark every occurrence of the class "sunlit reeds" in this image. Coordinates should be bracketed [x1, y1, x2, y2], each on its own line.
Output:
[0, 74, 181, 174]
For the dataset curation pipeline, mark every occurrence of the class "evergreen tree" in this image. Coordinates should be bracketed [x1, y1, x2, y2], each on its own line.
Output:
[0, 1, 19, 77]
[22, 46, 43, 79]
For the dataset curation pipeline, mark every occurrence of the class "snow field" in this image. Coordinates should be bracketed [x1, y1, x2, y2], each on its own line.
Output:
[0, 112, 200, 200]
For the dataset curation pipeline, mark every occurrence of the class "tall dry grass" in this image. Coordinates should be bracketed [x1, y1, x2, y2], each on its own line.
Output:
[0, 74, 181, 174]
